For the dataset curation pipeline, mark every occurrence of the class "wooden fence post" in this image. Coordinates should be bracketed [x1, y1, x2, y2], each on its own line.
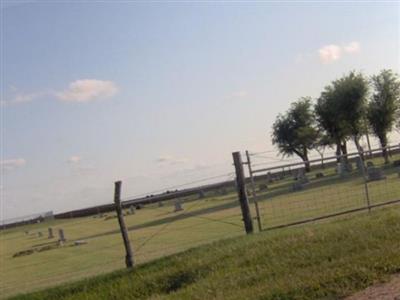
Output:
[232, 152, 254, 234]
[245, 150, 262, 232]
[114, 181, 134, 268]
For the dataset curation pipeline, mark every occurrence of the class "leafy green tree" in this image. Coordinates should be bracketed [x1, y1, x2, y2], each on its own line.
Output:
[316, 71, 369, 161]
[367, 69, 400, 163]
[272, 97, 318, 172]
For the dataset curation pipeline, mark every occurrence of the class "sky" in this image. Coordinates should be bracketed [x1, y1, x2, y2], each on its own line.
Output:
[1, 1, 399, 221]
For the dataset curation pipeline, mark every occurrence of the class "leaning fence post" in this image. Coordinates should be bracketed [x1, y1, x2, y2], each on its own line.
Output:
[245, 150, 262, 232]
[357, 154, 371, 212]
[114, 181, 134, 268]
[232, 151, 254, 234]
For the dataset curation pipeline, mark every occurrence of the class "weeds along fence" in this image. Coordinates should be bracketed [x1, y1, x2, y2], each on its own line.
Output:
[1, 144, 400, 298]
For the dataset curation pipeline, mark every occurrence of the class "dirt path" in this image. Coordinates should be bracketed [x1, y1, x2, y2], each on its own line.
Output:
[346, 274, 400, 300]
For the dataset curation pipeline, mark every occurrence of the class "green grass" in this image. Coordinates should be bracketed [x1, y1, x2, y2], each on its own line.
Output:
[1, 154, 399, 299]
[9, 205, 400, 300]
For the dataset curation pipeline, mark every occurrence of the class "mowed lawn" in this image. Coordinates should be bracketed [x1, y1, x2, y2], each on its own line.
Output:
[0, 197, 245, 299]
[10, 205, 400, 300]
[1, 154, 399, 299]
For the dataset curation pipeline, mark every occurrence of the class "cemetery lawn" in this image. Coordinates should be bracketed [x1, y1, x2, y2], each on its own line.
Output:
[10, 205, 400, 300]
[1, 153, 399, 299]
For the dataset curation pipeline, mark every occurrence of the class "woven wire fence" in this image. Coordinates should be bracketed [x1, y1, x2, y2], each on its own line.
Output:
[1, 145, 400, 298]
[246, 146, 400, 231]
[0, 170, 244, 298]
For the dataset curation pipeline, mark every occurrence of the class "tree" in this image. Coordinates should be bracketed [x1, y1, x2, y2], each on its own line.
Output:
[272, 97, 318, 172]
[316, 71, 369, 161]
[315, 85, 349, 161]
[367, 69, 400, 163]
[313, 133, 334, 169]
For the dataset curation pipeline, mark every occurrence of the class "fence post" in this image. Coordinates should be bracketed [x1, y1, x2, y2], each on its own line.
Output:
[232, 152, 254, 234]
[245, 150, 262, 232]
[114, 181, 134, 268]
[357, 154, 372, 212]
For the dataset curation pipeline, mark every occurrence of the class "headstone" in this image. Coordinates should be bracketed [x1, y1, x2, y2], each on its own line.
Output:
[129, 205, 135, 215]
[48, 228, 54, 239]
[74, 240, 87, 246]
[337, 159, 349, 178]
[174, 200, 183, 212]
[198, 191, 205, 199]
[292, 182, 304, 191]
[258, 183, 268, 191]
[345, 163, 353, 172]
[58, 229, 66, 243]
[267, 172, 274, 183]
[367, 167, 386, 182]
[315, 172, 324, 179]
[295, 168, 305, 179]
[356, 157, 365, 174]
[295, 169, 309, 183]
[392, 160, 400, 167]
[158, 201, 164, 207]
[220, 188, 227, 195]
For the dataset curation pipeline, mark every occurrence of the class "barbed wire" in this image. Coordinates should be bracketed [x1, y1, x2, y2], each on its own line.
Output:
[120, 171, 235, 202]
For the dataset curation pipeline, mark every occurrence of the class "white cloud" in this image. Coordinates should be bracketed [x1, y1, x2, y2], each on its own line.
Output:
[344, 41, 361, 54]
[68, 156, 82, 164]
[0, 158, 26, 170]
[156, 155, 189, 165]
[56, 79, 118, 102]
[318, 44, 342, 64]
[318, 41, 361, 64]
[1, 91, 45, 106]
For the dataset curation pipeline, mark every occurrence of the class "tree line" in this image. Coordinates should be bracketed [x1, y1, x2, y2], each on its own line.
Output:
[272, 69, 400, 172]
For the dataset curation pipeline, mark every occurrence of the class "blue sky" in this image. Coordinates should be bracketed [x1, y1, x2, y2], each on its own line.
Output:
[1, 1, 399, 220]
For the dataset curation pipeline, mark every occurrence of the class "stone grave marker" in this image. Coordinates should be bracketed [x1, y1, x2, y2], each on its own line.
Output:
[174, 200, 183, 212]
[48, 228, 54, 239]
[267, 172, 274, 183]
[58, 229, 66, 243]
[258, 183, 268, 191]
[355, 157, 365, 174]
[74, 240, 87, 246]
[198, 191, 205, 199]
[129, 205, 135, 215]
[337, 160, 349, 178]
[367, 167, 386, 182]
[158, 201, 164, 207]
[292, 181, 304, 191]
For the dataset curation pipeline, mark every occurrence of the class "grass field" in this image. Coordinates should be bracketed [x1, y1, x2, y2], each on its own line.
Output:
[1, 154, 399, 299]
[9, 205, 400, 300]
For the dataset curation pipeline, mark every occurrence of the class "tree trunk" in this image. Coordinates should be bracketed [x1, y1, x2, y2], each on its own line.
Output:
[353, 136, 364, 161]
[335, 141, 341, 163]
[316, 149, 325, 169]
[379, 134, 389, 164]
[303, 150, 311, 173]
[340, 141, 349, 165]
